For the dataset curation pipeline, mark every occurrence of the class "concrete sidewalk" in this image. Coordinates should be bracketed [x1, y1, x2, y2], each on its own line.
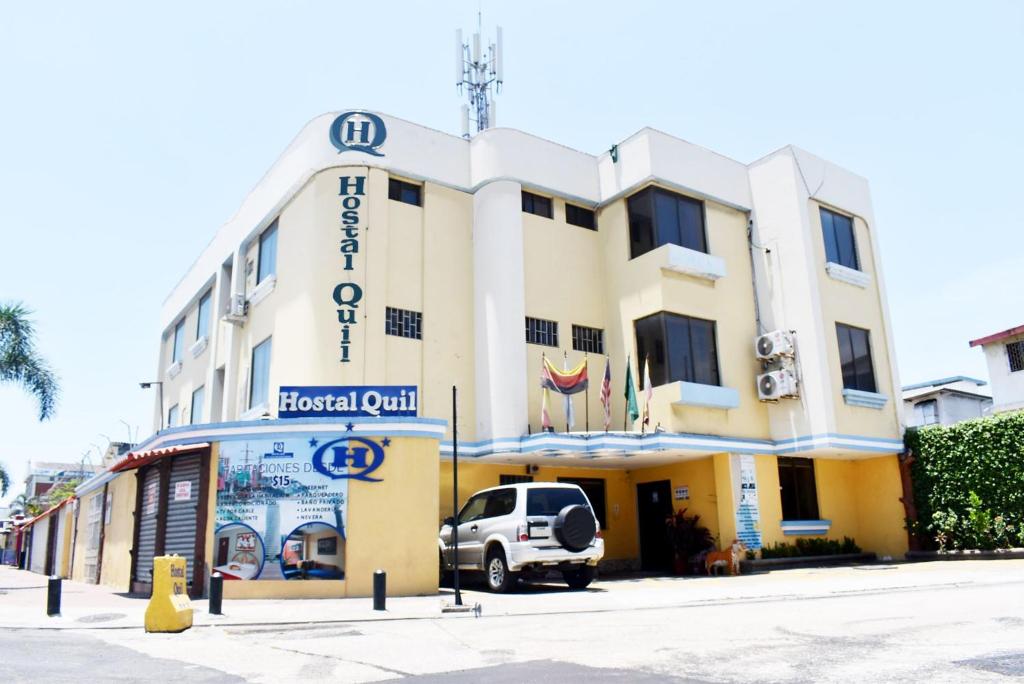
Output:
[4, 559, 1024, 632]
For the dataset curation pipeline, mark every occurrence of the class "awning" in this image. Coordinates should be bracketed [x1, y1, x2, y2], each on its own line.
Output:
[110, 442, 210, 473]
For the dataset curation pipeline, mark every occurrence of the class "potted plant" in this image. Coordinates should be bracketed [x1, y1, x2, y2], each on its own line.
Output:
[665, 508, 715, 575]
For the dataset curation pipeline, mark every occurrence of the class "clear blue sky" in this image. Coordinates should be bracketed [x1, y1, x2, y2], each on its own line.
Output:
[1, 1, 1022, 505]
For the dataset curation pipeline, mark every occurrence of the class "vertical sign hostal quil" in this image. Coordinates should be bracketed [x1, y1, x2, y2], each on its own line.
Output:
[335, 174, 367, 364]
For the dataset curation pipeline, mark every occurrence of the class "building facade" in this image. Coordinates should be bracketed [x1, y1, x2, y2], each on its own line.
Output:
[969, 324, 1024, 414]
[902, 376, 992, 427]
[74, 110, 907, 597]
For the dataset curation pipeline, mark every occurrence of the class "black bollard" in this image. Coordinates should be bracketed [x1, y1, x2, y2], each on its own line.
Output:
[209, 572, 223, 615]
[47, 575, 61, 616]
[373, 569, 386, 611]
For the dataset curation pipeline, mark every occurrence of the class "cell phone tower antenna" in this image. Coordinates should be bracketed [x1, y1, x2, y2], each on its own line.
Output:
[455, 12, 503, 138]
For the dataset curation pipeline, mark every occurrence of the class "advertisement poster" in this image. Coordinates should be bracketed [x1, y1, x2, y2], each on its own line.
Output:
[733, 454, 763, 550]
[213, 435, 385, 581]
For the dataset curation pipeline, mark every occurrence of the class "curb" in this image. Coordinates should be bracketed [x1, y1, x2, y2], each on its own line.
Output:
[906, 548, 1024, 561]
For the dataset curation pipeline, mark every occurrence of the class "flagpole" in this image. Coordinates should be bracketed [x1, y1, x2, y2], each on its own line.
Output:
[623, 354, 629, 431]
[564, 350, 569, 434]
[584, 352, 589, 434]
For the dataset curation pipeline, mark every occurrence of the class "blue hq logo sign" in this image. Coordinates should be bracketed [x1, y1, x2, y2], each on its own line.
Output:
[311, 436, 386, 482]
[329, 111, 386, 157]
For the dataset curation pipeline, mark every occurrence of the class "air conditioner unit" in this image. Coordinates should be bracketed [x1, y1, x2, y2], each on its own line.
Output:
[757, 369, 799, 401]
[755, 330, 795, 360]
[223, 293, 247, 324]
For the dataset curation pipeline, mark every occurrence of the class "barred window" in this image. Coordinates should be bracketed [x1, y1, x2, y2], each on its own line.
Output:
[525, 317, 559, 347]
[1008, 340, 1024, 373]
[385, 307, 422, 340]
[572, 324, 604, 354]
[499, 474, 534, 485]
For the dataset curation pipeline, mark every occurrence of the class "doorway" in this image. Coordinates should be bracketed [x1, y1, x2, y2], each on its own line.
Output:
[636, 480, 673, 572]
[217, 537, 230, 566]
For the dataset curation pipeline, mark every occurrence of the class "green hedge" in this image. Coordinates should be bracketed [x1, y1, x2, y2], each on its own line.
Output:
[907, 411, 1024, 550]
[759, 537, 861, 559]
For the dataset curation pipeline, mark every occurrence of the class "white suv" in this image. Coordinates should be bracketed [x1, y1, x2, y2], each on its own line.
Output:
[439, 482, 605, 592]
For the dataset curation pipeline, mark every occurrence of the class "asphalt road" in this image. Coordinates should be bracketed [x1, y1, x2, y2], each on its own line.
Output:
[3, 563, 1023, 682]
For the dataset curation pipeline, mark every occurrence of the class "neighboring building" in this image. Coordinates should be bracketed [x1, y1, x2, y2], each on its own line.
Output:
[23, 461, 103, 499]
[75, 109, 908, 598]
[902, 376, 992, 427]
[969, 325, 1024, 414]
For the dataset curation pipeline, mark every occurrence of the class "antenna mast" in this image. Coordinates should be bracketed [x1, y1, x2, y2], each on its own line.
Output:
[455, 13, 503, 138]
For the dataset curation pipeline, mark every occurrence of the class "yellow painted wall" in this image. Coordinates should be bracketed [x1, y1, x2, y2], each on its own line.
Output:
[814, 459, 860, 542]
[812, 201, 900, 440]
[632, 458, 721, 545]
[753, 455, 785, 547]
[853, 455, 908, 558]
[99, 471, 138, 591]
[58, 505, 74, 577]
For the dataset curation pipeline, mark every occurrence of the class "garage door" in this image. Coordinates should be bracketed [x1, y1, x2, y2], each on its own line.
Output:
[164, 454, 201, 585]
[133, 467, 161, 583]
[29, 517, 49, 574]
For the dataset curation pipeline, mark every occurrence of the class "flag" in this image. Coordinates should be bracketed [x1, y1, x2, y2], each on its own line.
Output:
[642, 357, 653, 429]
[563, 356, 576, 430]
[600, 357, 612, 431]
[624, 356, 639, 425]
[540, 357, 588, 394]
[540, 387, 553, 432]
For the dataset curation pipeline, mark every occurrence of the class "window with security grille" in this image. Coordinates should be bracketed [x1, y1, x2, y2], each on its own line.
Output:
[1007, 340, 1024, 372]
[525, 317, 559, 347]
[499, 474, 534, 486]
[385, 307, 422, 340]
[572, 325, 604, 354]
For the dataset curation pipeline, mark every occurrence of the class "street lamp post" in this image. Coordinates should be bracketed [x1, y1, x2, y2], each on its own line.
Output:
[139, 381, 165, 431]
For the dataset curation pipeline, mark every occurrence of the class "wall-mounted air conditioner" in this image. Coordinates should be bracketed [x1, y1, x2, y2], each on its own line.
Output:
[223, 293, 247, 325]
[755, 330, 796, 360]
[757, 369, 799, 401]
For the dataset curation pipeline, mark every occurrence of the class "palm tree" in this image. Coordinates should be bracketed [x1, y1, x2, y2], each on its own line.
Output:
[10, 493, 41, 517]
[0, 302, 59, 420]
[0, 463, 9, 498]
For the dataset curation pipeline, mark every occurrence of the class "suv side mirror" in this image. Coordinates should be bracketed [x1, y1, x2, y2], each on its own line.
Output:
[442, 516, 454, 527]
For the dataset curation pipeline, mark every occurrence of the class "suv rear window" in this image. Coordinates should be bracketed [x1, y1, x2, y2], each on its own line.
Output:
[526, 487, 589, 516]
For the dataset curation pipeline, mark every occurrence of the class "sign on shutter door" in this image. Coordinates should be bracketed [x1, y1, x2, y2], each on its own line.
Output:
[134, 467, 161, 582]
[164, 454, 201, 584]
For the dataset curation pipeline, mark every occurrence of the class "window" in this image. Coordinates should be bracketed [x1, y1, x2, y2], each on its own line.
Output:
[571, 325, 604, 354]
[1007, 340, 1024, 373]
[190, 385, 205, 425]
[196, 290, 212, 340]
[248, 337, 272, 410]
[522, 191, 553, 219]
[558, 477, 607, 529]
[171, 319, 185, 363]
[565, 203, 596, 230]
[634, 312, 719, 388]
[525, 317, 559, 347]
[385, 306, 423, 340]
[499, 474, 534, 485]
[836, 323, 877, 393]
[459, 488, 516, 522]
[627, 186, 707, 259]
[820, 207, 859, 270]
[778, 457, 820, 520]
[257, 220, 278, 284]
[526, 487, 590, 517]
[167, 404, 180, 428]
[914, 399, 938, 426]
[388, 178, 422, 206]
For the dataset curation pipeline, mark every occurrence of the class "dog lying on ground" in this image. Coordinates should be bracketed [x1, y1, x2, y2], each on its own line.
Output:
[704, 539, 746, 576]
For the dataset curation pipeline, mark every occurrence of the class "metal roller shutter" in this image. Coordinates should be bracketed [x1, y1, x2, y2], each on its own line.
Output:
[134, 467, 161, 583]
[164, 454, 201, 584]
[29, 518, 49, 574]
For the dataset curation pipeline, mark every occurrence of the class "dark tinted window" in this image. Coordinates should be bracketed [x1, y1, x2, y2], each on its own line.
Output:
[557, 478, 606, 528]
[526, 487, 589, 516]
[483, 488, 517, 517]
[522, 191, 553, 219]
[778, 457, 820, 520]
[635, 312, 719, 388]
[836, 323, 876, 392]
[820, 207, 858, 270]
[627, 187, 706, 258]
[388, 178, 422, 206]
[565, 203, 596, 230]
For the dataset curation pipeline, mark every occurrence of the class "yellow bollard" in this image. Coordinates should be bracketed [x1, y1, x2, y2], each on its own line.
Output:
[144, 555, 193, 633]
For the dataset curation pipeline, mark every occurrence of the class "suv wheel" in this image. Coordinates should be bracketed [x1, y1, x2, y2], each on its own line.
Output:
[563, 565, 596, 590]
[485, 547, 516, 593]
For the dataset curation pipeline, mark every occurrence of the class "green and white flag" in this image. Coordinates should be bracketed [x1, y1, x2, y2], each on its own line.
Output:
[624, 355, 640, 429]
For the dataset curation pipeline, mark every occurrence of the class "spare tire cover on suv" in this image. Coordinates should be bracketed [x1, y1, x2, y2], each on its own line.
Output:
[554, 505, 597, 552]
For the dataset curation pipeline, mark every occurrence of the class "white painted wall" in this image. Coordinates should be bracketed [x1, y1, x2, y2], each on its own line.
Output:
[982, 335, 1024, 412]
